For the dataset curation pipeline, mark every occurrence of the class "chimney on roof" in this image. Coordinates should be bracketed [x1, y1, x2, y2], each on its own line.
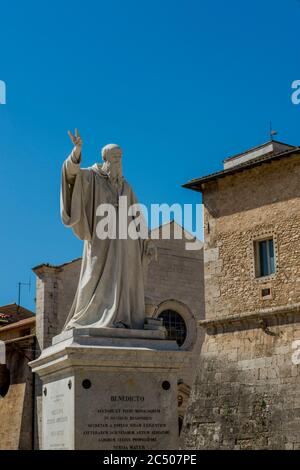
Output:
[223, 141, 296, 170]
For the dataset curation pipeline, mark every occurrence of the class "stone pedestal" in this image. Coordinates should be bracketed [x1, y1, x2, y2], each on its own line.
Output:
[30, 328, 188, 450]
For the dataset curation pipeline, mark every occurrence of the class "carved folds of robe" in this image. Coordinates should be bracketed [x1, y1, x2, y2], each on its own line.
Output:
[60, 149, 148, 330]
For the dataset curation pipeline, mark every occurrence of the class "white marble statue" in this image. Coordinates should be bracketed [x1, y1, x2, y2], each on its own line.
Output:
[60, 129, 156, 330]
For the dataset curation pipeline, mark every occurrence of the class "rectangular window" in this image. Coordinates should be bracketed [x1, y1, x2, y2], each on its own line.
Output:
[255, 238, 275, 278]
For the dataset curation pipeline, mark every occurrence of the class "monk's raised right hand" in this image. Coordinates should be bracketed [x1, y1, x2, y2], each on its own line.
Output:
[68, 128, 83, 149]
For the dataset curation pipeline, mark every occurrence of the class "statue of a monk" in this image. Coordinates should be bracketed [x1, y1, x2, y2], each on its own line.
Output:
[60, 129, 156, 330]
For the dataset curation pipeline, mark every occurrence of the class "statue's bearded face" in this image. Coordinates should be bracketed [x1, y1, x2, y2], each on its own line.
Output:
[102, 154, 123, 180]
[101, 144, 123, 191]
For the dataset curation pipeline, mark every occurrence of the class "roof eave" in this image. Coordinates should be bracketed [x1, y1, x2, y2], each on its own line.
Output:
[182, 147, 300, 193]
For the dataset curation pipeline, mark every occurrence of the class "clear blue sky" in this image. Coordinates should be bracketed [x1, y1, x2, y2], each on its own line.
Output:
[1, 0, 300, 310]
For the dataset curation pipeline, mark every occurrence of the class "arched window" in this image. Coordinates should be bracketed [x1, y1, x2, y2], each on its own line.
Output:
[158, 310, 187, 347]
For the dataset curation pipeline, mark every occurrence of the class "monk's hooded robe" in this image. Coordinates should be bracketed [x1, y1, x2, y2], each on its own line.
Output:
[60, 147, 149, 330]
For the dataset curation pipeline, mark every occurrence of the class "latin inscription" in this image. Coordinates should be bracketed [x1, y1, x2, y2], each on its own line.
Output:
[44, 392, 70, 449]
[82, 394, 171, 450]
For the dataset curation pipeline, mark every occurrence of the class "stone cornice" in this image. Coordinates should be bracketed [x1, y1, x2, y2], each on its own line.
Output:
[198, 303, 300, 334]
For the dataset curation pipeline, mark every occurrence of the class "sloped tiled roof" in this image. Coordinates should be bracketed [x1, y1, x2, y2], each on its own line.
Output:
[0, 303, 35, 325]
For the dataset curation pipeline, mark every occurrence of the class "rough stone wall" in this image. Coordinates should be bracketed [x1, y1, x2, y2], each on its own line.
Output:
[146, 236, 204, 321]
[55, 260, 82, 334]
[182, 153, 300, 449]
[182, 321, 300, 449]
[203, 155, 300, 319]
[146, 233, 204, 388]
[0, 383, 26, 449]
[0, 347, 34, 449]
[34, 260, 81, 350]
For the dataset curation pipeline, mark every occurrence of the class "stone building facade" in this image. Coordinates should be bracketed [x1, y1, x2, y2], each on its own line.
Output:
[181, 140, 300, 449]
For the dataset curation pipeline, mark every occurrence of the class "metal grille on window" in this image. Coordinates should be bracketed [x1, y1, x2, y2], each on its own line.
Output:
[158, 310, 187, 347]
